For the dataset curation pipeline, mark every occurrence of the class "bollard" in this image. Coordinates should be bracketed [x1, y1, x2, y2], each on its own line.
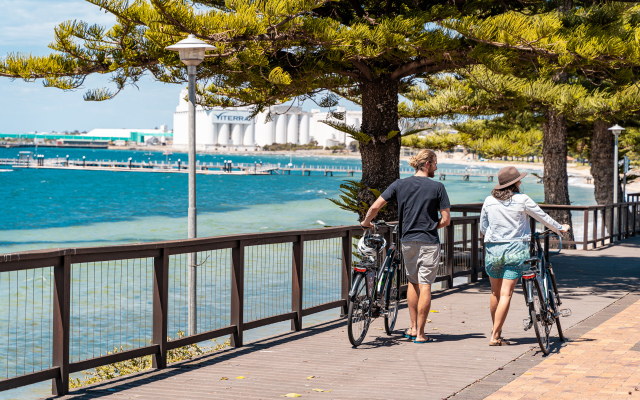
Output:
[82, 156, 86, 168]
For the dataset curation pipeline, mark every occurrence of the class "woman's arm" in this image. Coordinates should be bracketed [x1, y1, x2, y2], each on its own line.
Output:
[523, 195, 567, 232]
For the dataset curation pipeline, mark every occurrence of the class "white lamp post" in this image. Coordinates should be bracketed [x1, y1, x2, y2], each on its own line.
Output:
[608, 124, 625, 240]
[166, 35, 215, 336]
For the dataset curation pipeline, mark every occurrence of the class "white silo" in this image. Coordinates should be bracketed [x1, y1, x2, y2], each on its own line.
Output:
[231, 124, 244, 145]
[299, 114, 310, 145]
[244, 123, 255, 146]
[287, 114, 299, 144]
[217, 123, 230, 145]
[275, 114, 287, 144]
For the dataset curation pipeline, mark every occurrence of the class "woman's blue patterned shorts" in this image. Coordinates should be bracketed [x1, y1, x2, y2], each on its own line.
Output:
[484, 241, 530, 280]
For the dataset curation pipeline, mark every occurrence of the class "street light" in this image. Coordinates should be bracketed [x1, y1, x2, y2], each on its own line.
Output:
[608, 124, 625, 240]
[166, 35, 215, 336]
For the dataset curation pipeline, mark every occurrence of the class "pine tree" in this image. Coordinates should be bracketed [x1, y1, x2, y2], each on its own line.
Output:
[0, 0, 568, 221]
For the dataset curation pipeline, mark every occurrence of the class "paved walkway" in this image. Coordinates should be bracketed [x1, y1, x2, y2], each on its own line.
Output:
[484, 294, 640, 400]
[51, 237, 640, 400]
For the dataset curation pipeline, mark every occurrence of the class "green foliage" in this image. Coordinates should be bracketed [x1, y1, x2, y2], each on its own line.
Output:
[262, 141, 322, 151]
[327, 180, 384, 218]
[69, 332, 229, 389]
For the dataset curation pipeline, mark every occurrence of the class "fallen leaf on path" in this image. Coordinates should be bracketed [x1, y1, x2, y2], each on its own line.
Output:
[433, 328, 439, 330]
[220, 377, 228, 381]
[236, 376, 246, 379]
[282, 393, 302, 397]
[307, 376, 315, 380]
[431, 310, 439, 313]
[312, 389, 333, 392]
[427, 319, 432, 323]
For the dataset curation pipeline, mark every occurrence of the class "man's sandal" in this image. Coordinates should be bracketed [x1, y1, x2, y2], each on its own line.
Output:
[404, 329, 416, 340]
[414, 337, 436, 344]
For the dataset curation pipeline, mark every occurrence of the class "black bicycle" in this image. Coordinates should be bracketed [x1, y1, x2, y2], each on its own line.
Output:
[521, 229, 571, 354]
[347, 221, 402, 347]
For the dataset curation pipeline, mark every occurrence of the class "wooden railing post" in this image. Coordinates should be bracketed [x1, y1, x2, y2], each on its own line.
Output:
[462, 212, 468, 251]
[291, 236, 304, 331]
[583, 209, 589, 251]
[231, 241, 245, 347]
[470, 220, 479, 283]
[593, 209, 598, 248]
[610, 205, 615, 243]
[341, 230, 352, 316]
[618, 204, 623, 240]
[52, 255, 70, 396]
[634, 203, 638, 236]
[445, 224, 454, 289]
[152, 248, 168, 369]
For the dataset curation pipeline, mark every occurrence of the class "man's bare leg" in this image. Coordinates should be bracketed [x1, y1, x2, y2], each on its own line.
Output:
[406, 282, 419, 337]
[415, 283, 432, 342]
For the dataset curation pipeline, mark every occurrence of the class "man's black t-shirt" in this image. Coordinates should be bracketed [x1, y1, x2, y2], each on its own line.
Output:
[380, 176, 451, 244]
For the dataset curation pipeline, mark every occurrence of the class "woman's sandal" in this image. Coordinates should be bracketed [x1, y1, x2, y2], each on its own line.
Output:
[489, 338, 512, 346]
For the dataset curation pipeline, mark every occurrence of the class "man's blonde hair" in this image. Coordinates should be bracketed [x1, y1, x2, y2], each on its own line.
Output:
[408, 149, 437, 171]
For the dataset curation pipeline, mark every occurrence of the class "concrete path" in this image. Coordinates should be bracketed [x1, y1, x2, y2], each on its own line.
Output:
[50, 236, 640, 400]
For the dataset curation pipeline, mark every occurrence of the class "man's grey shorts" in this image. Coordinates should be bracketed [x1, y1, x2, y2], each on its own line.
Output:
[401, 241, 441, 285]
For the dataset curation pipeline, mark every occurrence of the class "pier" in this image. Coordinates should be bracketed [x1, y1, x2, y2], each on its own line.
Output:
[438, 168, 496, 181]
[0, 157, 414, 176]
[0, 201, 639, 399]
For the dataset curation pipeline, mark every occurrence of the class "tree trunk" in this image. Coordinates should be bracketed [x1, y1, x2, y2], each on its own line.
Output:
[542, 108, 574, 247]
[358, 76, 401, 221]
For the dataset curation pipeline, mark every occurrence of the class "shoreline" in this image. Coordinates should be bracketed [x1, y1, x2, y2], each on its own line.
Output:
[101, 145, 640, 193]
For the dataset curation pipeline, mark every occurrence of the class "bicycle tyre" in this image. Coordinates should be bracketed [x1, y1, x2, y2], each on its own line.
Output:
[347, 274, 370, 347]
[546, 266, 565, 342]
[383, 267, 399, 335]
[528, 278, 550, 355]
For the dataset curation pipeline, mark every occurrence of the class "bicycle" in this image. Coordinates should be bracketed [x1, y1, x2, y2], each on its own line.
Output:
[347, 221, 402, 347]
[521, 229, 571, 355]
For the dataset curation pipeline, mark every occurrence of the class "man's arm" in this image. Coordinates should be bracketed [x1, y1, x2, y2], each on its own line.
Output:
[361, 196, 388, 228]
[437, 208, 451, 229]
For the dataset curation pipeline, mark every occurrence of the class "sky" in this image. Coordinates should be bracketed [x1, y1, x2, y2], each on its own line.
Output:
[0, 0, 360, 134]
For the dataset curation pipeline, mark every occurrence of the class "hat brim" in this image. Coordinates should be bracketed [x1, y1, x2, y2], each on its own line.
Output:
[493, 172, 527, 190]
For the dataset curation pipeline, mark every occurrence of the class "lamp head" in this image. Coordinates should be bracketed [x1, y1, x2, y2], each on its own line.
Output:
[166, 35, 216, 66]
[608, 124, 625, 136]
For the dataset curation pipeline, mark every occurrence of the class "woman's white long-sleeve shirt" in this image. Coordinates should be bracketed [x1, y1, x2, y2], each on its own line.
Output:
[480, 193, 563, 242]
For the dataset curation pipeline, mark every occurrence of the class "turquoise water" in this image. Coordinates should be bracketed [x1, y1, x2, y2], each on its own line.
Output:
[0, 147, 596, 399]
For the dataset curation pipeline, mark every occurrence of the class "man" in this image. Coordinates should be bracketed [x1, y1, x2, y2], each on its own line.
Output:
[361, 149, 450, 343]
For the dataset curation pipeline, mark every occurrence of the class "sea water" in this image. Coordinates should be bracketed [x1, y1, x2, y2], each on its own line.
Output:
[0, 147, 596, 398]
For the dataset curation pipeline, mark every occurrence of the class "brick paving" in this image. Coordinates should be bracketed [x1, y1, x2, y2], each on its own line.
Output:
[484, 294, 640, 400]
[50, 237, 640, 400]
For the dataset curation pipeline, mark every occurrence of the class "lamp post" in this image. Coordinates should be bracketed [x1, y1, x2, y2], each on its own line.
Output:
[608, 124, 625, 240]
[166, 35, 215, 336]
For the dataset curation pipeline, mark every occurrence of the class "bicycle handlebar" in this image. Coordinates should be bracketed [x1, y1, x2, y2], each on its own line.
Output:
[535, 229, 562, 255]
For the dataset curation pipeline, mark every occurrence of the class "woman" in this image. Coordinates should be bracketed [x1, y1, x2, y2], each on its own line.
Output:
[480, 166, 568, 346]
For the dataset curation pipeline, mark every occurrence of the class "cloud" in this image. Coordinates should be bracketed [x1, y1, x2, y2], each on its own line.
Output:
[0, 0, 115, 53]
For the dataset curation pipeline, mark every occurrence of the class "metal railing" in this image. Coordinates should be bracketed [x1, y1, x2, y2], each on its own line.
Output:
[1, 201, 639, 395]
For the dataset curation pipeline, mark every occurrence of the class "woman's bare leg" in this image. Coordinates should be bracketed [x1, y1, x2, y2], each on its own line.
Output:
[491, 278, 518, 342]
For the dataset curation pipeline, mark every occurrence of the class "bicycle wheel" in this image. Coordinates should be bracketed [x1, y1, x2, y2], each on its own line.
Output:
[384, 267, 399, 335]
[348, 274, 370, 347]
[528, 278, 551, 355]
[546, 273, 565, 342]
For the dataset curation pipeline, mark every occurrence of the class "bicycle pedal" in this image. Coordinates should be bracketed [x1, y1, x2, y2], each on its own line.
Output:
[523, 317, 532, 331]
[559, 308, 572, 317]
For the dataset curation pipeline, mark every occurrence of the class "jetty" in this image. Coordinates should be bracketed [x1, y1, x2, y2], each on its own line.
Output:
[0, 156, 414, 176]
[437, 168, 496, 181]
